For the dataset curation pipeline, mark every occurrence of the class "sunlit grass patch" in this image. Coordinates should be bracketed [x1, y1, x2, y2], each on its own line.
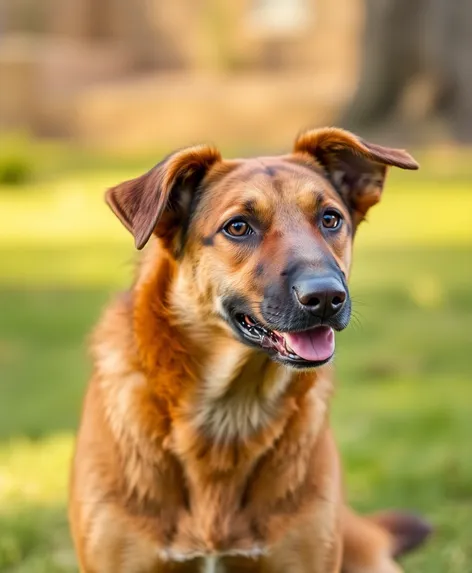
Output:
[0, 244, 132, 288]
[0, 435, 72, 507]
[355, 181, 472, 248]
[0, 435, 76, 571]
[0, 504, 76, 573]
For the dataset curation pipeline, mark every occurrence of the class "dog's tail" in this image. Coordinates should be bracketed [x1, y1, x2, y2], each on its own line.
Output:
[341, 506, 432, 573]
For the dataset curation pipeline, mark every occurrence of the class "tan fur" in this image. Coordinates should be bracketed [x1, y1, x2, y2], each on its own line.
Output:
[69, 128, 429, 572]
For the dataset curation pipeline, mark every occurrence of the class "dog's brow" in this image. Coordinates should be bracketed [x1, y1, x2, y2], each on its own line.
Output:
[219, 196, 270, 221]
[242, 200, 257, 216]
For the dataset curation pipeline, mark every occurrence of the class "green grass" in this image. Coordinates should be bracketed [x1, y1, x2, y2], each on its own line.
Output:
[0, 153, 471, 571]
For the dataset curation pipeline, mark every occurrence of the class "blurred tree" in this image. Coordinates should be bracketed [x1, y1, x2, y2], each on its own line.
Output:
[340, 0, 472, 143]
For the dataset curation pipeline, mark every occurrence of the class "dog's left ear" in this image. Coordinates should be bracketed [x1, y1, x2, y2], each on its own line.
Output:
[293, 127, 419, 224]
[106, 145, 221, 250]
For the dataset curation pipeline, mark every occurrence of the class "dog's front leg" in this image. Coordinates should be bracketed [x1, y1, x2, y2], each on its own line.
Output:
[259, 511, 342, 573]
[257, 430, 343, 573]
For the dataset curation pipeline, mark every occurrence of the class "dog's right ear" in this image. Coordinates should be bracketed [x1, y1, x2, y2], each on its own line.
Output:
[293, 127, 418, 227]
[106, 145, 221, 250]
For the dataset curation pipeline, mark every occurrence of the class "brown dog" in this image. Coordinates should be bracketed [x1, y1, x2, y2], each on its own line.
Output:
[69, 128, 431, 572]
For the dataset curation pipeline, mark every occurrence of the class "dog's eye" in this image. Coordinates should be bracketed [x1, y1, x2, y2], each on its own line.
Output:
[322, 210, 342, 230]
[223, 219, 253, 238]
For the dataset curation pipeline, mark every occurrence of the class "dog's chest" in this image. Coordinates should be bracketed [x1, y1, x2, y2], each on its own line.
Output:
[166, 482, 268, 559]
[155, 387, 323, 563]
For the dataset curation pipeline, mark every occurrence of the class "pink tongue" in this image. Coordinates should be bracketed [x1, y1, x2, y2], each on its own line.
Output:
[282, 326, 335, 362]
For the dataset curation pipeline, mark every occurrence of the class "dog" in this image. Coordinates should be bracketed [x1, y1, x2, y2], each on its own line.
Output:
[69, 127, 431, 572]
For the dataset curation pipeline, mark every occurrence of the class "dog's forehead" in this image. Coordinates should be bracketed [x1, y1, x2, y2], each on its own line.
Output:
[205, 155, 339, 207]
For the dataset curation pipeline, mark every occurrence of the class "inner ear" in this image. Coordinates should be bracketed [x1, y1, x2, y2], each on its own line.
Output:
[322, 147, 388, 219]
[293, 127, 418, 223]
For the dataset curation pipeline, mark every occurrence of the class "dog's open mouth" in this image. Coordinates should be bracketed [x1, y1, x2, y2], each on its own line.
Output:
[233, 313, 335, 368]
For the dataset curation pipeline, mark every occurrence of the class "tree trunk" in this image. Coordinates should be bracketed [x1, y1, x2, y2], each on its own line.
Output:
[340, 0, 472, 143]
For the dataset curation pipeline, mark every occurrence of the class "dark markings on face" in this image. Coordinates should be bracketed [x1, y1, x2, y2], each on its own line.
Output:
[242, 199, 257, 217]
[314, 194, 324, 214]
[270, 177, 284, 196]
[201, 234, 215, 246]
[255, 263, 264, 277]
[344, 218, 353, 236]
[259, 162, 276, 177]
[238, 162, 301, 181]
[177, 185, 205, 257]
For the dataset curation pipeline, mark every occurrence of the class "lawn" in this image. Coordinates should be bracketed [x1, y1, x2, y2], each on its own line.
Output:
[0, 147, 471, 572]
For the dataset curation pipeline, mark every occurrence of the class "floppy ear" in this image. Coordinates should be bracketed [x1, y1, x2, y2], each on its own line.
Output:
[105, 145, 221, 250]
[293, 127, 419, 224]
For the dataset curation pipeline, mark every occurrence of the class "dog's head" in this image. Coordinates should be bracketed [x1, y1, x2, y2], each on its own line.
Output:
[107, 128, 418, 369]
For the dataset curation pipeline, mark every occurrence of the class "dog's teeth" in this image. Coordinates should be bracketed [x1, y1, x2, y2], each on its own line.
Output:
[282, 337, 296, 355]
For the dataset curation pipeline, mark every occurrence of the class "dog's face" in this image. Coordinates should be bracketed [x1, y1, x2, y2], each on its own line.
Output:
[188, 157, 353, 368]
[106, 128, 418, 369]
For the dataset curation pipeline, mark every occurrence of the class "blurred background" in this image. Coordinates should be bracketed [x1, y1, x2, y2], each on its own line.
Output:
[0, 0, 471, 571]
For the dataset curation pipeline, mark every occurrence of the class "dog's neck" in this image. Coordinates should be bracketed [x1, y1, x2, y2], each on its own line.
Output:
[188, 338, 295, 443]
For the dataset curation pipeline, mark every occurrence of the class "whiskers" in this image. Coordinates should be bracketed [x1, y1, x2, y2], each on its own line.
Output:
[348, 297, 366, 331]
[349, 309, 364, 331]
[350, 295, 369, 308]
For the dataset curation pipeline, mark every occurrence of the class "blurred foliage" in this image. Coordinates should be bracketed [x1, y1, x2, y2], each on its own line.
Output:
[0, 134, 35, 185]
[0, 150, 471, 571]
[0, 132, 171, 187]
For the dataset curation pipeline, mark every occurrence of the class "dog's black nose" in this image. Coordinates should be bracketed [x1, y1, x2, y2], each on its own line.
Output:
[293, 277, 346, 318]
